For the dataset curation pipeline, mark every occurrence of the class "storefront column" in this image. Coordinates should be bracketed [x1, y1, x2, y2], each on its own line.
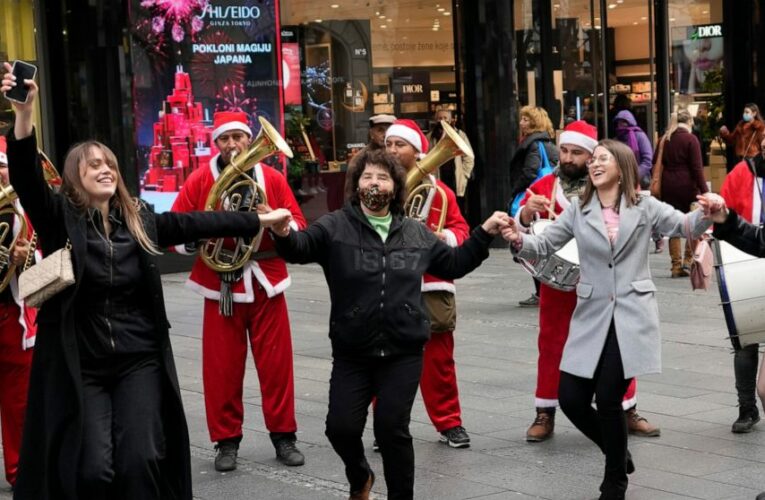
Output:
[653, 0, 670, 134]
[455, 0, 517, 225]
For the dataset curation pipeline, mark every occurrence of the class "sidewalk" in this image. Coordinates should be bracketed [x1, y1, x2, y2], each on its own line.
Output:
[4, 249, 763, 499]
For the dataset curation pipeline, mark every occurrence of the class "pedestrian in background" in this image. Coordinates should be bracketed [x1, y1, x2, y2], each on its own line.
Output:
[720, 103, 765, 163]
[509, 105, 558, 307]
[656, 110, 708, 278]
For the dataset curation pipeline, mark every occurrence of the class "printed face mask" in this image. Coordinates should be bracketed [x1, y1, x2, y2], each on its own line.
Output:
[358, 185, 394, 212]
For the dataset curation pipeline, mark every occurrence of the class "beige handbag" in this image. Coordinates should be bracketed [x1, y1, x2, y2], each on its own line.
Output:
[19, 240, 74, 308]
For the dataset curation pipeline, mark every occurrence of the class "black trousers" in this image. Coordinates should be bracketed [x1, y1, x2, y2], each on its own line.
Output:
[325, 353, 423, 500]
[734, 344, 759, 409]
[78, 354, 166, 500]
[559, 324, 631, 495]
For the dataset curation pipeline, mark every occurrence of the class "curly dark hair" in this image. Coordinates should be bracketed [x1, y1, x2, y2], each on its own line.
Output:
[345, 148, 408, 214]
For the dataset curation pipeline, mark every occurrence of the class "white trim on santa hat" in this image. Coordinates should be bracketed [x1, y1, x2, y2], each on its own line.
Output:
[386, 124, 424, 153]
[559, 130, 598, 153]
[0, 152, 6, 165]
[212, 121, 253, 142]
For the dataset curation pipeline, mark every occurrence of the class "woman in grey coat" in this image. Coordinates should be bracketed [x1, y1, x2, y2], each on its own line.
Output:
[503, 140, 724, 500]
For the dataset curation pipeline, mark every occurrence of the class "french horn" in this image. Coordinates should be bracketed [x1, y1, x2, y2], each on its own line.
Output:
[404, 120, 474, 232]
[200, 116, 293, 273]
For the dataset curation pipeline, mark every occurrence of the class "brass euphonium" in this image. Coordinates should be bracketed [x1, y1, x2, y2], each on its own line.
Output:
[0, 151, 62, 292]
[200, 116, 294, 273]
[404, 120, 475, 232]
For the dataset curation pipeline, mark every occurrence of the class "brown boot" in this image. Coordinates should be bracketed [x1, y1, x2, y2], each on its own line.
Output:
[349, 471, 375, 500]
[526, 408, 555, 442]
[669, 238, 689, 278]
[626, 407, 661, 437]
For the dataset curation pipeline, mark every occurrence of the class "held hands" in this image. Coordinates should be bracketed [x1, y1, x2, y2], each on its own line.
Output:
[259, 207, 293, 236]
[480, 211, 512, 236]
[500, 218, 521, 243]
[11, 238, 30, 267]
[696, 193, 728, 223]
[1, 62, 38, 114]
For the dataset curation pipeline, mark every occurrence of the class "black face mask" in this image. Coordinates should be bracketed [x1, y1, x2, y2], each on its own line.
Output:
[358, 185, 394, 212]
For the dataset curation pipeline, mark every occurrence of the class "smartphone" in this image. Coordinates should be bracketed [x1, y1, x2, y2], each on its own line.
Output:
[4, 60, 37, 104]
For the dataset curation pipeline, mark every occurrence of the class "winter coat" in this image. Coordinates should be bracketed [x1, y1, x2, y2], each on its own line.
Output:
[614, 110, 654, 181]
[512, 194, 712, 379]
[7, 131, 265, 500]
[721, 119, 765, 159]
[508, 131, 559, 201]
[658, 126, 708, 210]
[274, 203, 492, 358]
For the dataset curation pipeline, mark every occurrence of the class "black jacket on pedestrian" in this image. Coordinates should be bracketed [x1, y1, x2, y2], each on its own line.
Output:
[713, 208, 765, 257]
[508, 131, 559, 201]
[7, 131, 265, 500]
[274, 203, 493, 358]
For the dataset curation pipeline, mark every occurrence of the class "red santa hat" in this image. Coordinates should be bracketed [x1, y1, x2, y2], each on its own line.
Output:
[0, 136, 7, 165]
[385, 119, 429, 156]
[212, 111, 253, 142]
[559, 120, 598, 153]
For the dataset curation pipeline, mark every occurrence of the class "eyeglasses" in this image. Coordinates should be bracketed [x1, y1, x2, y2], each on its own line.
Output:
[586, 153, 614, 168]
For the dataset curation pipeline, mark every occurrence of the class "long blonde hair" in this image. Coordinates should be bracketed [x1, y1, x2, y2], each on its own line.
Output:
[520, 105, 555, 138]
[62, 142, 160, 254]
[580, 139, 640, 210]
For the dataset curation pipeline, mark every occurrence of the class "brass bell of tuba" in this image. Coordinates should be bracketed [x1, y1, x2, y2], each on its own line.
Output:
[200, 116, 294, 273]
[404, 120, 474, 232]
[0, 150, 62, 292]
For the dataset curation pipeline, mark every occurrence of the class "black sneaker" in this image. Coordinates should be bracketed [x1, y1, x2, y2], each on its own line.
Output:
[731, 406, 760, 433]
[214, 440, 239, 472]
[518, 293, 540, 307]
[274, 438, 305, 466]
[439, 426, 471, 448]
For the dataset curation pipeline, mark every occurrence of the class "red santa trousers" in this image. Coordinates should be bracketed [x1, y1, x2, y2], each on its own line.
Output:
[536, 284, 637, 409]
[202, 285, 297, 442]
[420, 331, 462, 432]
[0, 302, 32, 485]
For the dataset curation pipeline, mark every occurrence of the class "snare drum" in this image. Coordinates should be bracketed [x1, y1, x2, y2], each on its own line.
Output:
[713, 239, 765, 350]
[518, 219, 580, 292]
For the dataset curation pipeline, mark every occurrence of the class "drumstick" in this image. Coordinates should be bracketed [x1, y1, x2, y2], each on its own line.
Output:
[526, 188, 555, 219]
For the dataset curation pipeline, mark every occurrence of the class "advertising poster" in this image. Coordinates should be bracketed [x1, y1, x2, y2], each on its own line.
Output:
[129, 0, 284, 212]
[671, 23, 724, 95]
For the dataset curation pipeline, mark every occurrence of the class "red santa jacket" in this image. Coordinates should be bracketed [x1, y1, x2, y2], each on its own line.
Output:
[7, 203, 38, 349]
[171, 155, 307, 301]
[420, 175, 470, 294]
[517, 173, 570, 222]
[721, 160, 761, 224]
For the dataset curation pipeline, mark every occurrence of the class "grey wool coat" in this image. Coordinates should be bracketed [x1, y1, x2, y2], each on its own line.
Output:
[513, 194, 712, 379]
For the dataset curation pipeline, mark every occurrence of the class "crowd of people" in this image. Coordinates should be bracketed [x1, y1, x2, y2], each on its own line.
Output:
[0, 62, 763, 500]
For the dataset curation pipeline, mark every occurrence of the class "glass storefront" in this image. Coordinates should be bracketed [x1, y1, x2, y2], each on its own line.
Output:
[0, 0, 42, 144]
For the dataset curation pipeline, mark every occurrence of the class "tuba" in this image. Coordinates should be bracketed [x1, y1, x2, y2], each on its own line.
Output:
[0, 151, 61, 292]
[404, 120, 474, 232]
[200, 116, 293, 273]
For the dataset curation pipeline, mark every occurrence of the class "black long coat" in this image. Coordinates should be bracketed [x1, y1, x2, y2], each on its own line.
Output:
[508, 131, 559, 201]
[7, 132, 264, 500]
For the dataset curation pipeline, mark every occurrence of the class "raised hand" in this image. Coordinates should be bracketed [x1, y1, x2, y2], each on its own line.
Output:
[1, 62, 38, 113]
[524, 189, 553, 215]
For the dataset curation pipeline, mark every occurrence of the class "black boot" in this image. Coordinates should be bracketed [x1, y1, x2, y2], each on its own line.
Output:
[731, 405, 760, 433]
[270, 432, 305, 466]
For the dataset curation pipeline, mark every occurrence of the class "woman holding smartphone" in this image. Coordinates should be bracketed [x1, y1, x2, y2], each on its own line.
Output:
[2, 63, 291, 500]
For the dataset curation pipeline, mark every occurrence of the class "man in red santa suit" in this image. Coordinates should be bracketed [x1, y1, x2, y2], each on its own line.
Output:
[385, 119, 473, 448]
[719, 135, 765, 434]
[171, 112, 307, 471]
[0, 136, 37, 486]
[517, 121, 660, 442]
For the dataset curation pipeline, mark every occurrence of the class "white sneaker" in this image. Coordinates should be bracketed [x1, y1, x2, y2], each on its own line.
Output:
[296, 188, 309, 196]
[308, 187, 319, 195]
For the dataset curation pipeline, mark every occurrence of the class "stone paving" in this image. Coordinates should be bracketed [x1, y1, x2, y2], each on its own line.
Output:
[3, 248, 764, 499]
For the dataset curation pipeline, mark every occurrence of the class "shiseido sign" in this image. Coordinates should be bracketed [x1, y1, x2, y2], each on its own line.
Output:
[201, 4, 262, 20]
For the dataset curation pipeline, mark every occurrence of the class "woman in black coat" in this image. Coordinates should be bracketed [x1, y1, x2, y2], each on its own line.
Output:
[2, 66, 290, 500]
[270, 148, 508, 500]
